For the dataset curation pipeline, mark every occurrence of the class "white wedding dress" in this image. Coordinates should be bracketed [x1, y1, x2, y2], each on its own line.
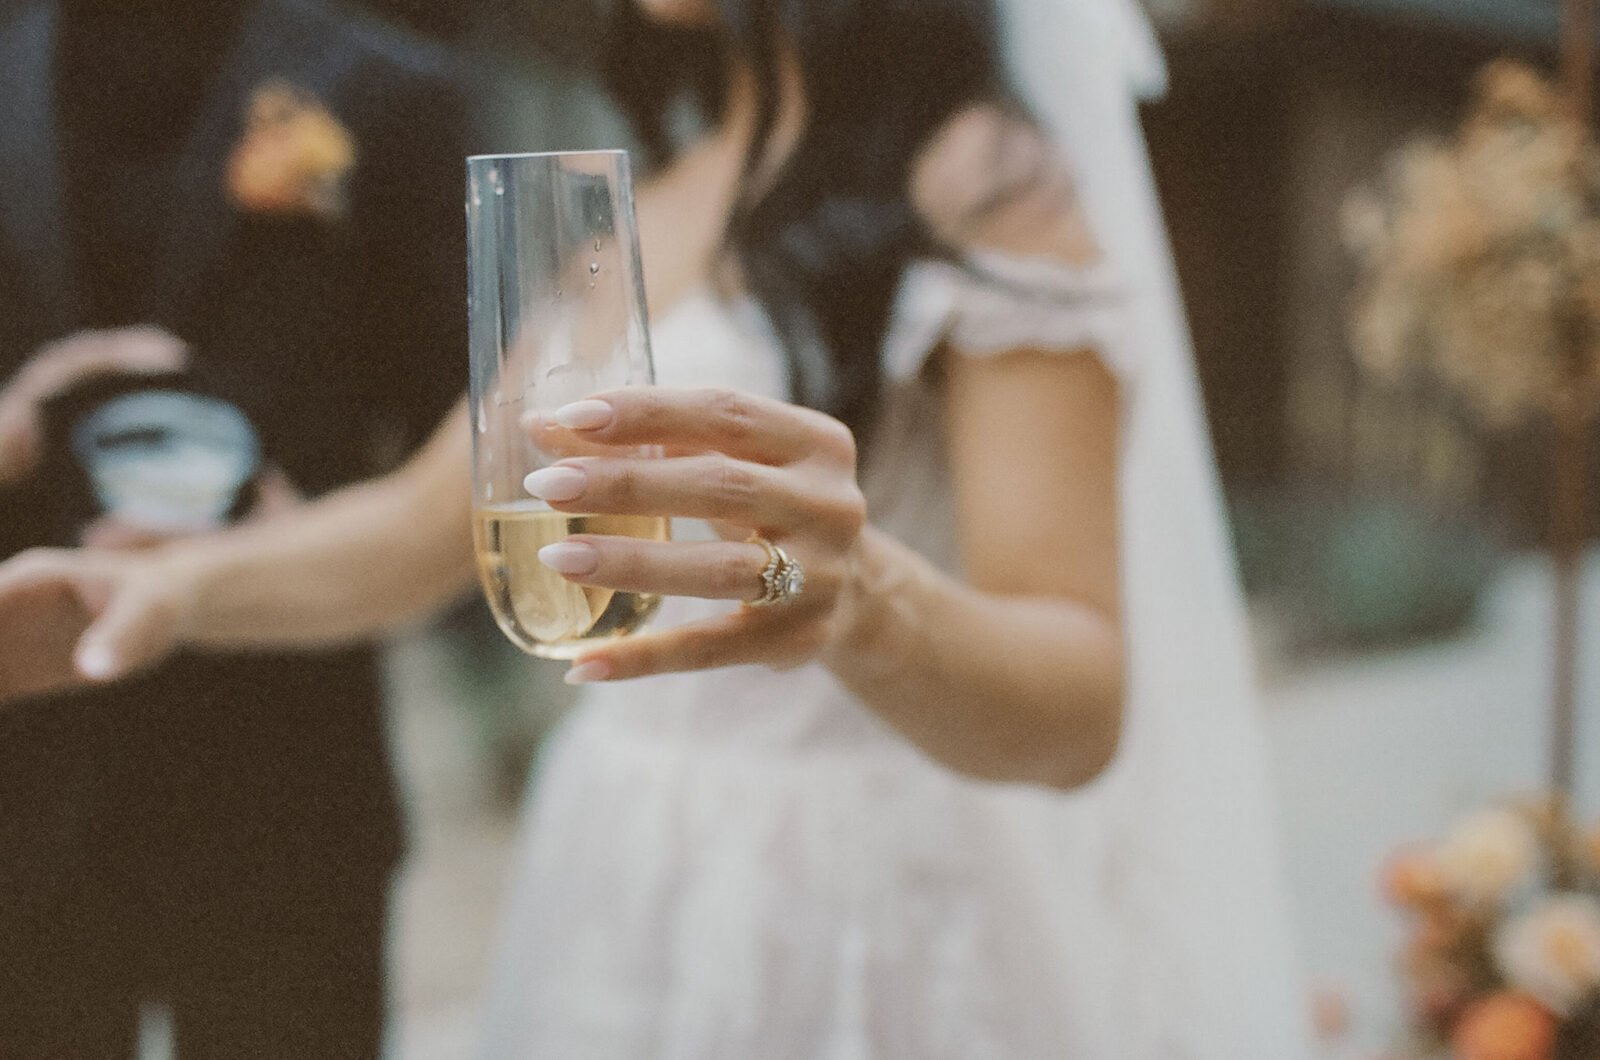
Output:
[479, 2, 1312, 1056]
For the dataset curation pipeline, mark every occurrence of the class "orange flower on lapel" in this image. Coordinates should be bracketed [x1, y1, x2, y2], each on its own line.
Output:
[226, 80, 356, 219]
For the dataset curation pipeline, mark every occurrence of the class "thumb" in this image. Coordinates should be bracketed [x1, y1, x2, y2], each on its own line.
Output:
[73, 575, 183, 682]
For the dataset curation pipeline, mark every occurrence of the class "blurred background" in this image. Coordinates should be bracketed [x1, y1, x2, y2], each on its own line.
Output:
[301, 1, 1600, 1056]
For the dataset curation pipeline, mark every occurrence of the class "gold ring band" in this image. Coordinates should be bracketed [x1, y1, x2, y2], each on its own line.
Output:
[746, 535, 805, 607]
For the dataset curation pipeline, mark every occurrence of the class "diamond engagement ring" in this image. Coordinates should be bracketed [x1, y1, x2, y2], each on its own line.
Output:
[747, 535, 805, 607]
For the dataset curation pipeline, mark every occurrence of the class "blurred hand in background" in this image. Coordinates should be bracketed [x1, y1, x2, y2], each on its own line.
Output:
[0, 326, 188, 488]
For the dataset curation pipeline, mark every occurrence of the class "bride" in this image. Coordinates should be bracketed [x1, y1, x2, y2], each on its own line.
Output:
[0, 0, 1311, 1053]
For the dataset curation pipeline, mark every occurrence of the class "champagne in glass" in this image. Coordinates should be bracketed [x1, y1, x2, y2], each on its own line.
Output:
[467, 150, 667, 658]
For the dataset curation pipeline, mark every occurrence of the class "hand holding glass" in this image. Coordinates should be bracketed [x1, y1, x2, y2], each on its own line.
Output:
[467, 151, 667, 658]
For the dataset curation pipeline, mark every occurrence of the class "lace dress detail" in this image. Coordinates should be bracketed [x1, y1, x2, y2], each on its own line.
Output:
[884, 252, 1133, 381]
[478, 257, 1312, 1060]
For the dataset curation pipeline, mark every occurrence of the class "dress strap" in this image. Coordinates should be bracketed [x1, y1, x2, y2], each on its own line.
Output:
[883, 251, 1133, 383]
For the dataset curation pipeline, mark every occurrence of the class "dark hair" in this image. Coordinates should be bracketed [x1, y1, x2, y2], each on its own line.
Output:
[599, 0, 1009, 442]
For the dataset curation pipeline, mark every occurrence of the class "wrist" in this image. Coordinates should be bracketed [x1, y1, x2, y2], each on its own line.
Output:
[820, 527, 925, 688]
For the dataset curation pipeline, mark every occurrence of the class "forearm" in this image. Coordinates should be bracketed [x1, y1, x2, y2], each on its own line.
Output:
[825, 528, 1125, 790]
[158, 415, 476, 650]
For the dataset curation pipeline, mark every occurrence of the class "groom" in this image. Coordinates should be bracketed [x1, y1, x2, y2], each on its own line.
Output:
[0, 0, 468, 1054]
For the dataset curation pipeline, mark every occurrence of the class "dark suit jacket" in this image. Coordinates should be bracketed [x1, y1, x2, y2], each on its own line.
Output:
[0, 0, 469, 968]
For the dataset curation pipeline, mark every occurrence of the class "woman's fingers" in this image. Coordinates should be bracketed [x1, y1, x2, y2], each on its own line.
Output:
[551, 388, 857, 468]
[72, 570, 184, 682]
[523, 416, 673, 461]
[0, 549, 180, 685]
[0, 548, 75, 602]
[511, 385, 868, 684]
[565, 607, 822, 684]
[525, 453, 817, 532]
[539, 536, 774, 602]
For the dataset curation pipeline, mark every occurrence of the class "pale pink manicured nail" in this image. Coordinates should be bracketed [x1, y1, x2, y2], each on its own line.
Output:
[76, 643, 117, 681]
[539, 541, 599, 576]
[565, 659, 613, 685]
[553, 400, 615, 431]
[524, 466, 587, 502]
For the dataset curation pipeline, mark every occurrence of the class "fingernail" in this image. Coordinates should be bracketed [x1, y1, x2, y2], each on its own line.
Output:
[524, 466, 587, 502]
[565, 659, 613, 685]
[554, 400, 615, 431]
[538, 541, 599, 576]
[76, 643, 116, 681]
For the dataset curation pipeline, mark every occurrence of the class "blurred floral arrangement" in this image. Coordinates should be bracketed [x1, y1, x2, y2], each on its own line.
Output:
[1383, 801, 1600, 1059]
[1345, 52, 1600, 1059]
[1343, 60, 1600, 426]
[1339, 0, 1600, 1045]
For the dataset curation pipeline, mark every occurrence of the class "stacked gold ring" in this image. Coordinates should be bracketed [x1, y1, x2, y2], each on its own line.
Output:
[747, 535, 806, 607]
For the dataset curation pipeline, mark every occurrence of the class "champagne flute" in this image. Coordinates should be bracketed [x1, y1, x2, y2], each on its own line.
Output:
[466, 150, 667, 658]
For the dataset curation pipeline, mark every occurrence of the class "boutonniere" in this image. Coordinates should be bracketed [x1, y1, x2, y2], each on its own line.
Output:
[226, 80, 357, 220]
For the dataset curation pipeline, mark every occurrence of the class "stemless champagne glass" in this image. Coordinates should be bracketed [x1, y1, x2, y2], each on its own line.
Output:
[467, 150, 668, 658]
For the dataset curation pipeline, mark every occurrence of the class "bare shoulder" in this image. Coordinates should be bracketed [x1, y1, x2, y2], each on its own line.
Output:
[911, 103, 1100, 265]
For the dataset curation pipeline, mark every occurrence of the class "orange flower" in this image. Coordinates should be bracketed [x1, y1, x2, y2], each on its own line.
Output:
[227, 80, 356, 219]
[1450, 992, 1557, 1060]
[1384, 846, 1450, 908]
